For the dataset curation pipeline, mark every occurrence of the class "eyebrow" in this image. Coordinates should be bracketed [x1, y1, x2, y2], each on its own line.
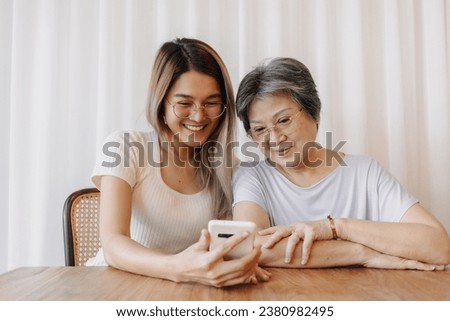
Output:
[172, 93, 222, 100]
[249, 108, 293, 124]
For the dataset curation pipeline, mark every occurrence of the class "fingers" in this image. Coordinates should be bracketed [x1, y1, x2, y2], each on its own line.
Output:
[209, 248, 263, 287]
[364, 253, 445, 271]
[284, 232, 301, 263]
[225, 245, 263, 283]
[208, 231, 251, 261]
[258, 226, 279, 236]
[262, 228, 293, 249]
[405, 260, 443, 271]
[195, 229, 210, 251]
[435, 265, 445, 271]
[244, 274, 258, 284]
[282, 230, 314, 265]
[255, 266, 272, 282]
[301, 232, 314, 265]
[260, 226, 312, 265]
[218, 268, 257, 287]
[185, 231, 267, 287]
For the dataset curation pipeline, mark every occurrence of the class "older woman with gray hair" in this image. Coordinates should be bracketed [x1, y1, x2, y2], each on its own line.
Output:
[233, 57, 450, 270]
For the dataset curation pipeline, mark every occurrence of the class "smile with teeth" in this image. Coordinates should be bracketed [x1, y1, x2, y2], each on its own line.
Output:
[184, 124, 207, 132]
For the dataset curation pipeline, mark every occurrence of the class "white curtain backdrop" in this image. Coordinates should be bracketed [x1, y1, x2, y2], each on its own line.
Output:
[1, 0, 449, 273]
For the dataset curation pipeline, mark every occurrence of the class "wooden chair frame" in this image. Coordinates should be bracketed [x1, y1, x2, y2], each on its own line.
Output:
[63, 188, 101, 266]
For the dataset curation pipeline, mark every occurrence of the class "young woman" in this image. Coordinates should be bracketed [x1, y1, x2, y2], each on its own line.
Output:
[87, 38, 266, 287]
[233, 57, 450, 270]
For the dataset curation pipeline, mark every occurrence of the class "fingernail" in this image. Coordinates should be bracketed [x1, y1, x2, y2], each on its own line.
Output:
[284, 257, 291, 264]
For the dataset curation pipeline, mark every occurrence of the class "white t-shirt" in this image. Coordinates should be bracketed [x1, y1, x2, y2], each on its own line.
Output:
[232, 154, 417, 226]
[86, 129, 215, 266]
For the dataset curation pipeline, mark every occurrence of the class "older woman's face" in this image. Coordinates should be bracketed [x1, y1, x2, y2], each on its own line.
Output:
[247, 95, 318, 168]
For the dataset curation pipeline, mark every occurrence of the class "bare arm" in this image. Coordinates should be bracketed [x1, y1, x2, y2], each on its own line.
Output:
[258, 235, 365, 268]
[256, 234, 441, 270]
[234, 201, 445, 270]
[99, 175, 176, 278]
[233, 202, 370, 267]
[98, 176, 262, 286]
[335, 203, 450, 265]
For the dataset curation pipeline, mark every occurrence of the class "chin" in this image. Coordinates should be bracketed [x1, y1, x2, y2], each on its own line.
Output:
[178, 132, 210, 147]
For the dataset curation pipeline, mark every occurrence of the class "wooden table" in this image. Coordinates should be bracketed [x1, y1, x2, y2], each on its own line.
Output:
[1, 266, 450, 300]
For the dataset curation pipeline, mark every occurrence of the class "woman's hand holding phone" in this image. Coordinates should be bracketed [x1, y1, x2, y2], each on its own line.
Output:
[169, 225, 267, 287]
[208, 220, 257, 260]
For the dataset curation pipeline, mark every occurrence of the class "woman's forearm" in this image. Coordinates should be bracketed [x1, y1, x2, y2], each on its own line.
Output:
[256, 234, 368, 268]
[335, 219, 450, 265]
[102, 234, 179, 281]
[256, 234, 444, 270]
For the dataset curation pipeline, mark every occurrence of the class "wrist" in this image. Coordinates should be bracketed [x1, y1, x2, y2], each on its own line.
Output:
[327, 215, 338, 239]
[333, 217, 347, 241]
[164, 254, 184, 283]
[358, 243, 375, 264]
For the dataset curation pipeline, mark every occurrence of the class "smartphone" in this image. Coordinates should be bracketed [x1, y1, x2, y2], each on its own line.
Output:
[208, 220, 256, 260]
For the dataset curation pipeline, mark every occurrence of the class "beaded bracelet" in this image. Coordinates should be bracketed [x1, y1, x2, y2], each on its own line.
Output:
[327, 215, 338, 240]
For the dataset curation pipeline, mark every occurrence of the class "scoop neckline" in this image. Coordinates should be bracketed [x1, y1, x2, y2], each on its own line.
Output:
[149, 131, 208, 197]
[273, 153, 348, 190]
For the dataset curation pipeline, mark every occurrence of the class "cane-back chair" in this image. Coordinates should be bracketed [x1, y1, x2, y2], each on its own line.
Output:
[63, 188, 101, 266]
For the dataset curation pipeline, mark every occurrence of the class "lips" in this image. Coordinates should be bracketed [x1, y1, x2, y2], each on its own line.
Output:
[183, 124, 207, 132]
[277, 142, 294, 156]
[278, 146, 292, 156]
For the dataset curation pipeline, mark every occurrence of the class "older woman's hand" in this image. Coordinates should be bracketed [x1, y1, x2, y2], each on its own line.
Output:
[259, 219, 334, 265]
[363, 252, 445, 271]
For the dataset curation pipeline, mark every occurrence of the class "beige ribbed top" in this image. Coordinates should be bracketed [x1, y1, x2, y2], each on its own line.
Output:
[86, 129, 215, 266]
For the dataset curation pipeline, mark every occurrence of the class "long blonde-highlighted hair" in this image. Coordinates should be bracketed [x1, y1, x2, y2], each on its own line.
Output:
[146, 38, 236, 218]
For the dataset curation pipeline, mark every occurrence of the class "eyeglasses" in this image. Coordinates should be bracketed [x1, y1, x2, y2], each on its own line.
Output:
[247, 109, 302, 142]
[167, 100, 226, 119]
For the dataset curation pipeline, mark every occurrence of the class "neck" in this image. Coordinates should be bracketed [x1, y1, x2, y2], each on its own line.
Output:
[275, 148, 344, 188]
[160, 140, 200, 169]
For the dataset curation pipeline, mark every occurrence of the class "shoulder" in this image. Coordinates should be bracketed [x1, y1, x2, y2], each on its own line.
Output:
[342, 154, 391, 183]
[102, 128, 157, 146]
[342, 154, 381, 171]
[233, 159, 272, 176]
[97, 129, 159, 168]
[232, 160, 282, 188]
[344, 154, 376, 166]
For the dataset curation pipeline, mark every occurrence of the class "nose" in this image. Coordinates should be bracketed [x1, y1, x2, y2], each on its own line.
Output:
[189, 105, 207, 122]
[267, 127, 287, 145]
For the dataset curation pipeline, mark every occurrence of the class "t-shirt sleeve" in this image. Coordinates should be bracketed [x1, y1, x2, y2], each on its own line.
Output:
[91, 131, 139, 190]
[369, 159, 418, 222]
[232, 164, 268, 212]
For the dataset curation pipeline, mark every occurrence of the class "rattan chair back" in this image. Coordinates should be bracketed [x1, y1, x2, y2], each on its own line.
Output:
[63, 188, 101, 266]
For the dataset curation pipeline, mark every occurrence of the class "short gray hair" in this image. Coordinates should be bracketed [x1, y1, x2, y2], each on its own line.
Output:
[236, 57, 321, 132]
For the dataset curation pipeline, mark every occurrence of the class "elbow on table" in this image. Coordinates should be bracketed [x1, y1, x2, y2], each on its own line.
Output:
[426, 236, 450, 265]
[102, 246, 119, 268]
[101, 237, 126, 270]
[439, 239, 450, 265]
[437, 228, 450, 265]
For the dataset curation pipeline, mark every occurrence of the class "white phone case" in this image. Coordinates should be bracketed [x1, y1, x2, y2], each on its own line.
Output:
[208, 220, 256, 260]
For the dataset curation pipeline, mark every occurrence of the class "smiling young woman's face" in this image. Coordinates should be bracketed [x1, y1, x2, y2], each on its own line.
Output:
[164, 70, 223, 147]
[248, 95, 318, 168]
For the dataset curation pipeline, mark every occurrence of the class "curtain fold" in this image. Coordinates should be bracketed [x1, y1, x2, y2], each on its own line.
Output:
[1, 0, 449, 273]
